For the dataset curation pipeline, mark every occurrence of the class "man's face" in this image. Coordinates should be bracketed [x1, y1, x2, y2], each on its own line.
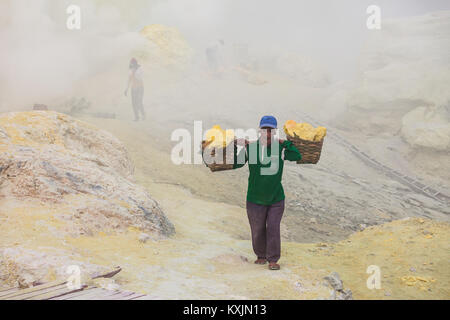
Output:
[259, 127, 275, 146]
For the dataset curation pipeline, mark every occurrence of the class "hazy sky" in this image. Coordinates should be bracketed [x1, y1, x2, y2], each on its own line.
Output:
[1, 0, 449, 108]
[142, 0, 450, 78]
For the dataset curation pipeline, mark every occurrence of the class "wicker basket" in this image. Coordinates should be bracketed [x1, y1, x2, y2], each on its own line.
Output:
[287, 134, 324, 164]
[201, 140, 235, 172]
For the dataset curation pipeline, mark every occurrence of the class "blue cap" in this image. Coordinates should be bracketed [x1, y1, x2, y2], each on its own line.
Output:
[259, 115, 277, 129]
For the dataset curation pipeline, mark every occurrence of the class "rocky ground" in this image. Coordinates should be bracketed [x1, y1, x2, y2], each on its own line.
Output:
[0, 8, 449, 300]
[0, 111, 449, 299]
[90, 95, 449, 244]
[0, 111, 173, 288]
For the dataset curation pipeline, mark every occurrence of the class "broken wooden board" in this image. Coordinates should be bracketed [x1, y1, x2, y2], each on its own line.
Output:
[0, 283, 155, 300]
[0, 280, 67, 300]
[0, 266, 155, 300]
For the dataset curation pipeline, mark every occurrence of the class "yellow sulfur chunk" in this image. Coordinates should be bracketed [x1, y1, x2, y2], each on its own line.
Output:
[205, 125, 222, 142]
[283, 120, 296, 137]
[139, 24, 194, 67]
[295, 123, 315, 140]
[283, 120, 327, 142]
[314, 126, 327, 141]
[225, 129, 235, 146]
[205, 125, 235, 148]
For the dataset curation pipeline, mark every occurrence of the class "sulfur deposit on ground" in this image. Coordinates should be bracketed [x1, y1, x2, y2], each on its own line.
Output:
[136, 24, 194, 69]
[283, 218, 450, 299]
[91, 118, 449, 300]
[1, 112, 449, 299]
[0, 111, 174, 287]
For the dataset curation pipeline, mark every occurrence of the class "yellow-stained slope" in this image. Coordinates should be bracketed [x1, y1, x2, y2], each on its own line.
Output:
[1, 116, 449, 299]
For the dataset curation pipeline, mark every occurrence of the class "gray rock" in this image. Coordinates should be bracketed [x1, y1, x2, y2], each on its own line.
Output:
[336, 289, 353, 300]
[324, 272, 343, 291]
[323, 272, 353, 300]
[0, 111, 175, 238]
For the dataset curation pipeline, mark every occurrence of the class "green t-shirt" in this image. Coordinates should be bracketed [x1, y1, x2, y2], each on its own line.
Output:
[233, 140, 302, 205]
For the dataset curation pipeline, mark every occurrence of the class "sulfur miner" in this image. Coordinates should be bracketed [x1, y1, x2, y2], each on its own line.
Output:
[207, 116, 302, 271]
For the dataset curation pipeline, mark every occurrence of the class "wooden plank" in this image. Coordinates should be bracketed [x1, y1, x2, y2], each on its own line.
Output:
[0, 280, 66, 300]
[124, 293, 147, 300]
[0, 288, 20, 297]
[49, 287, 97, 300]
[70, 290, 117, 300]
[107, 291, 136, 300]
[133, 295, 159, 300]
[59, 289, 103, 300]
[91, 267, 122, 279]
[99, 290, 133, 300]
[50, 287, 100, 300]
[128, 295, 150, 300]
[83, 288, 124, 300]
[5, 284, 68, 300]
[90, 290, 123, 300]
[26, 285, 87, 300]
[67, 288, 110, 300]
[28, 285, 87, 300]
[96, 291, 134, 300]
[83, 289, 146, 301]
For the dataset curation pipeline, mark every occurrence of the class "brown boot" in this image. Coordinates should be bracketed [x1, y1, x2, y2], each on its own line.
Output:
[268, 262, 280, 270]
[254, 258, 267, 265]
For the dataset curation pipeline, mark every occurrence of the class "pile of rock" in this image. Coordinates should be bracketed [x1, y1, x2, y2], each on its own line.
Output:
[0, 111, 175, 287]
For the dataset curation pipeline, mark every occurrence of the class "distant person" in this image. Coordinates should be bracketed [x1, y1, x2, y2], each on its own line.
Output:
[33, 104, 48, 111]
[124, 58, 146, 121]
[233, 116, 302, 270]
[205, 39, 225, 75]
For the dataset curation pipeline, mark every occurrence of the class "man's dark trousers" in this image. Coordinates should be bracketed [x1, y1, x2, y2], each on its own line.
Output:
[246, 199, 285, 263]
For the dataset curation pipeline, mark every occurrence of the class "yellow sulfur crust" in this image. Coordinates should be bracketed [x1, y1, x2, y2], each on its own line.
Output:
[284, 120, 327, 142]
[205, 125, 235, 148]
